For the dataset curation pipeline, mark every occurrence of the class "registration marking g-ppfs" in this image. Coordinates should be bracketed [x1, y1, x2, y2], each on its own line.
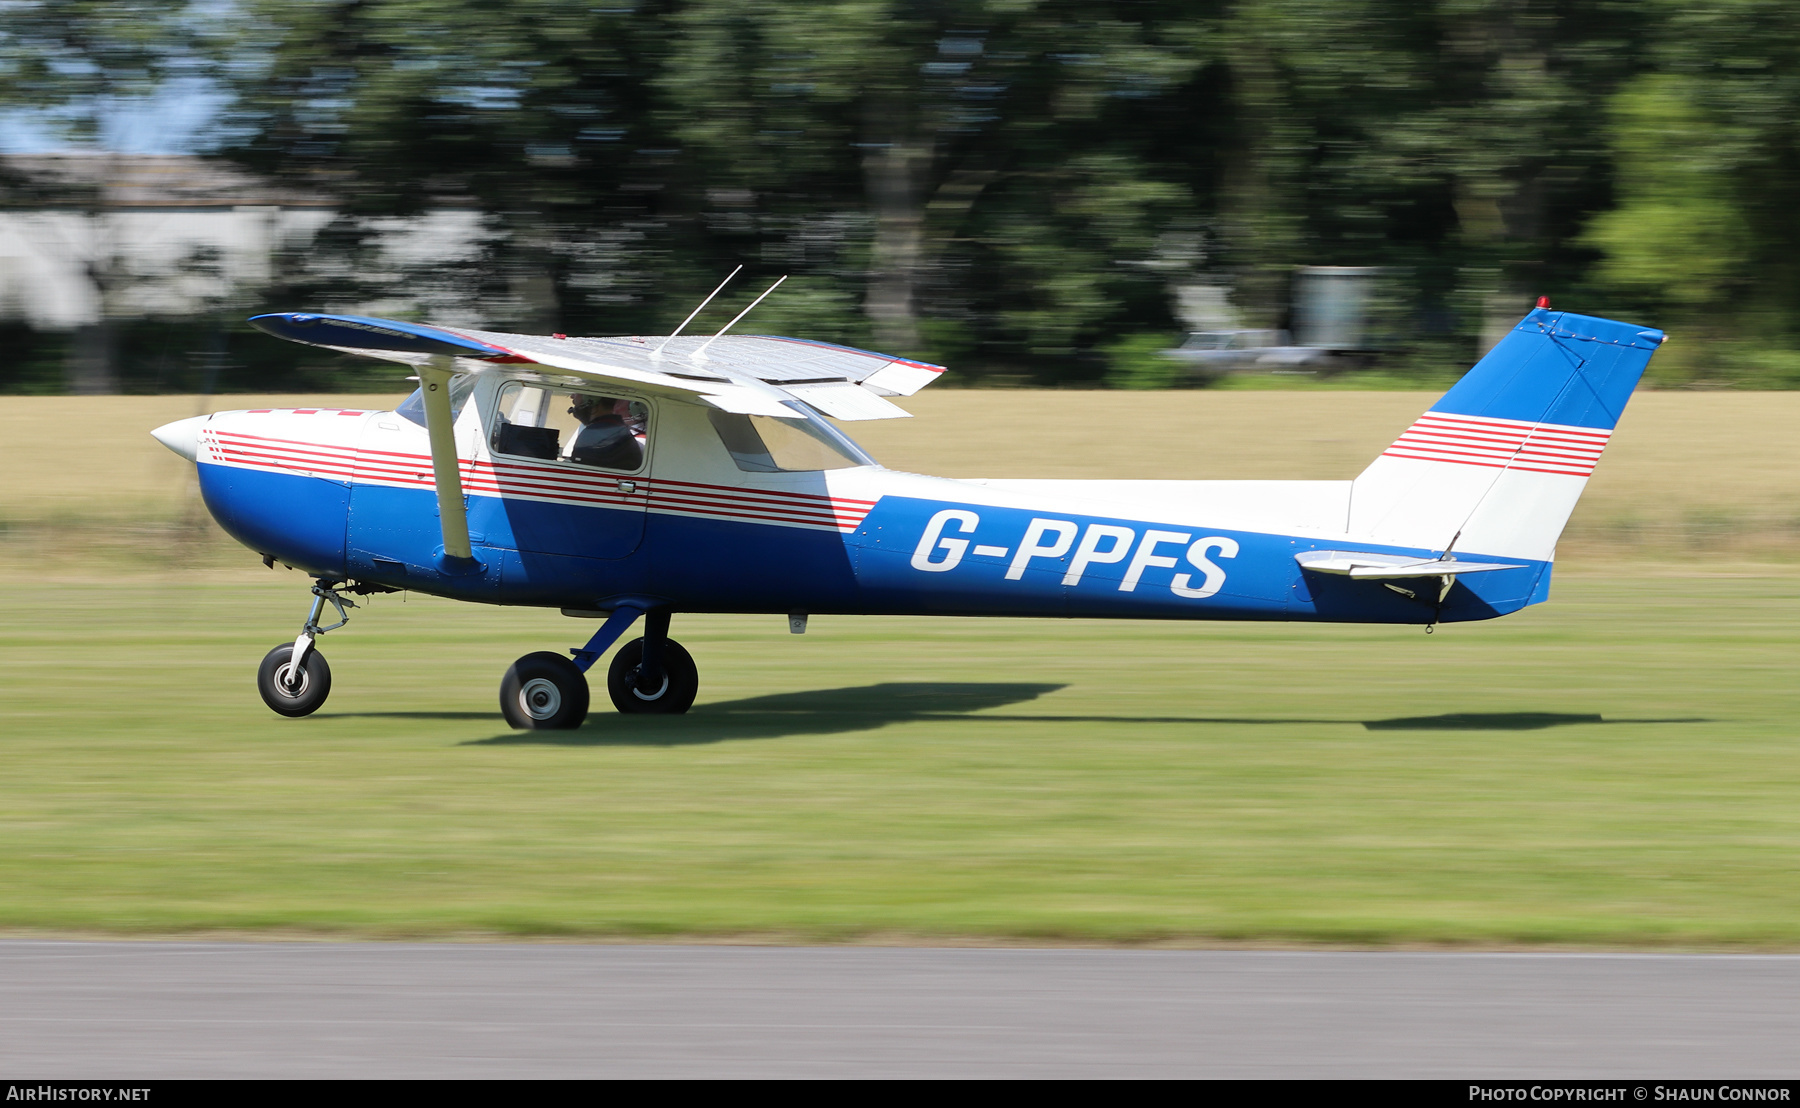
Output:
[910, 508, 1238, 599]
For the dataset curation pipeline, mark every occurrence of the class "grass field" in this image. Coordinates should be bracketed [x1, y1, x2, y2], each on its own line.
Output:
[4, 577, 1800, 945]
[4, 391, 1800, 946]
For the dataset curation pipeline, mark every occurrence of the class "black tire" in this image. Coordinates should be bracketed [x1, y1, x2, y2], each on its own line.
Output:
[607, 637, 698, 714]
[257, 643, 332, 718]
[500, 651, 590, 731]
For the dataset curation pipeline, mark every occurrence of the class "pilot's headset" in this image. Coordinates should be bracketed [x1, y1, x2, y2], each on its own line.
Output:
[570, 394, 607, 422]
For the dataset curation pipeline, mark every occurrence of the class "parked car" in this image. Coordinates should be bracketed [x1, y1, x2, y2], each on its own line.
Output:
[1164, 330, 1334, 375]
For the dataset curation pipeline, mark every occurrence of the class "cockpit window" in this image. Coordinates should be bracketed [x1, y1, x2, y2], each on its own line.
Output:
[708, 402, 876, 472]
[395, 373, 477, 427]
[489, 381, 649, 472]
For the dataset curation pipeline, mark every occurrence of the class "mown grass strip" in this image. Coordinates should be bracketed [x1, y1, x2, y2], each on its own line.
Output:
[2, 577, 1797, 946]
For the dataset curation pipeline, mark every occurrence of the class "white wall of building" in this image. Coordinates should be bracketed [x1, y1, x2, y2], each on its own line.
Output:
[0, 157, 490, 329]
[0, 206, 489, 327]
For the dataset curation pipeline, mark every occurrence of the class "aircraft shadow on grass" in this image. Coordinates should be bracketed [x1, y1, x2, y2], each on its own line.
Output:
[1360, 712, 1709, 731]
[327, 711, 500, 721]
[455, 682, 1711, 747]
[466, 681, 1067, 747]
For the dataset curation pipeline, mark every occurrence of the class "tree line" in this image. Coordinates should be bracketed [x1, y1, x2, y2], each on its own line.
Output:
[3, 0, 1798, 391]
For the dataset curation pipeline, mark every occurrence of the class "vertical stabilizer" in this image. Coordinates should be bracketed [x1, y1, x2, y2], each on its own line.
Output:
[1349, 308, 1663, 562]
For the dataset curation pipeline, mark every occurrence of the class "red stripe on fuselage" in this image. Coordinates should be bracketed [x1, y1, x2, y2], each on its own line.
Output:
[205, 430, 876, 530]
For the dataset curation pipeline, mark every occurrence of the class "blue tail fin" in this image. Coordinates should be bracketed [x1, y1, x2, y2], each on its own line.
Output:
[1349, 308, 1665, 563]
[1433, 308, 1665, 432]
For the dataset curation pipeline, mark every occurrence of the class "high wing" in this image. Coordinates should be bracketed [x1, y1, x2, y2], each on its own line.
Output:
[247, 310, 944, 568]
[247, 313, 945, 421]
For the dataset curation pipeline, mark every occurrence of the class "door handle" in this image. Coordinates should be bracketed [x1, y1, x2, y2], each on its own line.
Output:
[615, 480, 638, 494]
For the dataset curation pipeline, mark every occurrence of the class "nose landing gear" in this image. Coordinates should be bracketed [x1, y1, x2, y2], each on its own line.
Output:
[257, 641, 332, 717]
[256, 580, 356, 717]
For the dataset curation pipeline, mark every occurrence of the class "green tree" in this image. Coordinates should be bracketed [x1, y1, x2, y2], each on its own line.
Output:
[1583, 75, 1752, 313]
[221, 0, 682, 333]
[1, 0, 216, 392]
[1193, 0, 1651, 351]
[17, 0, 1786, 391]
[658, 0, 1201, 376]
[0, 0, 205, 139]
[1580, 0, 1800, 381]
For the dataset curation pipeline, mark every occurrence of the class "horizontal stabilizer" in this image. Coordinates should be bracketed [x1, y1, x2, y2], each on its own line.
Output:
[1295, 550, 1528, 579]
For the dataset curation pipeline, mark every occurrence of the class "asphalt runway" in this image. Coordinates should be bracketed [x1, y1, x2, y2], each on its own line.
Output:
[3, 942, 1798, 1078]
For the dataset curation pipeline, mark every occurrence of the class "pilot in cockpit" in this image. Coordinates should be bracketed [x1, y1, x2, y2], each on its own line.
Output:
[568, 393, 645, 470]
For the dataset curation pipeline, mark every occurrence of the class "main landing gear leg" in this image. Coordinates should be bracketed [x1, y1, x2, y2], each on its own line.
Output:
[608, 608, 698, 715]
[637, 610, 669, 693]
[256, 580, 356, 718]
[498, 603, 700, 730]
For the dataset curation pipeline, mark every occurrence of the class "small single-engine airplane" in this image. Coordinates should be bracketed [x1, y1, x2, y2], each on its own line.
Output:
[151, 285, 1663, 730]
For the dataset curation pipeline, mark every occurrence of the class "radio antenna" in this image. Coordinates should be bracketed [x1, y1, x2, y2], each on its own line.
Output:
[653, 264, 742, 357]
[693, 275, 788, 360]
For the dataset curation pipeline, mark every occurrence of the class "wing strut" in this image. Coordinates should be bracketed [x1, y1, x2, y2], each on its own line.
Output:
[418, 355, 477, 566]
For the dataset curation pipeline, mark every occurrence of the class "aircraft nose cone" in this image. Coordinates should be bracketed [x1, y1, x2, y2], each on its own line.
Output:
[150, 414, 207, 462]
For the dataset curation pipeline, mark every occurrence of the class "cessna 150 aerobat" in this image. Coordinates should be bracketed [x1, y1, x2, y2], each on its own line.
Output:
[150, 282, 1663, 730]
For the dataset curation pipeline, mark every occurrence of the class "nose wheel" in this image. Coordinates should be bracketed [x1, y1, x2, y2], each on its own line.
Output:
[257, 642, 333, 717]
[256, 580, 357, 718]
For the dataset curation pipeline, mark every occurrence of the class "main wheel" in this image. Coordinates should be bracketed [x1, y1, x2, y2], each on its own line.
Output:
[607, 637, 698, 714]
[257, 643, 332, 718]
[500, 651, 590, 730]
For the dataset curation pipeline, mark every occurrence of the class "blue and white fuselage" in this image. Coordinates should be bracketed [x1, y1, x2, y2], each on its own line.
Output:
[152, 305, 1664, 725]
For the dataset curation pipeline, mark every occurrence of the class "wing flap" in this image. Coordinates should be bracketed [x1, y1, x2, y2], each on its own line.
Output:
[781, 381, 911, 420]
[691, 387, 803, 418]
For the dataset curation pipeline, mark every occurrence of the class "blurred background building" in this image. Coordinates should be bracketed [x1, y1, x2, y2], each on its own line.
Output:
[2, 0, 1798, 393]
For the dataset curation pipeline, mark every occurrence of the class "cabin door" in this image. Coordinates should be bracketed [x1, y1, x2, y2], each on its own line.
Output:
[476, 381, 651, 561]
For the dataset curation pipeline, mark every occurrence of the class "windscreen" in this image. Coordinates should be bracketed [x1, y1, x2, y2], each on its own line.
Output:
[707, 403, 876, 472]
[395, 374, 477, 427]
